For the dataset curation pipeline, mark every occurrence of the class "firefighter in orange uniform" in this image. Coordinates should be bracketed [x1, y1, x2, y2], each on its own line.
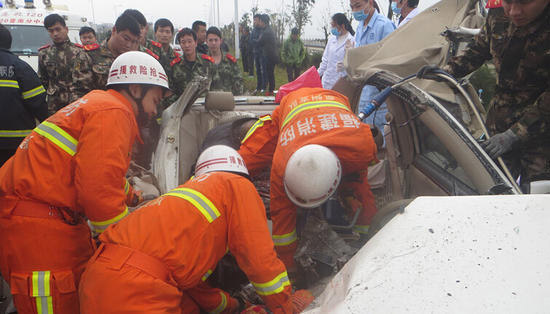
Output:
[0, 51, 171, 314]
[79, 145, 311, 313]
[238, 73, 378, 273]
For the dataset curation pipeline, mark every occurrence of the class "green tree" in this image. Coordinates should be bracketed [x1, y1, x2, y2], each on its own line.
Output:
[270, 11, 290, 44]
[240, 12, 251, 30]
[291, 0, 315, 35]
[221, 22, 235, 51]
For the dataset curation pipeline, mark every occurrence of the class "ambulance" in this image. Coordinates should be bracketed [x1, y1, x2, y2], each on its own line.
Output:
[0, 0, 90, 71]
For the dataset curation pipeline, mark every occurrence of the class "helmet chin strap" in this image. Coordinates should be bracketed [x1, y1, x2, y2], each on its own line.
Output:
[128, 85, 151, 128]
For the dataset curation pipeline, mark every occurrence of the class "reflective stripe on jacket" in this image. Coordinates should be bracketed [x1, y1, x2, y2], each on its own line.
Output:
[0, 49, 47, 149]
[239, 88, 379, 270]
[99, 171, 292, 313]
[0, 89, 139, 233]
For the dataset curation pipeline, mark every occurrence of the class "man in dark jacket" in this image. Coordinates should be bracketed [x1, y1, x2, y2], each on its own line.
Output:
[251, 14, 265, 94]
[257, 14, 279, 95]
[240, 25, 254, 76]
[0, 24, 48, 166]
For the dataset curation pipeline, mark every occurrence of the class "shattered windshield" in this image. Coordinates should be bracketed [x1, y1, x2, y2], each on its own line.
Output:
[7, 25, 50, 55]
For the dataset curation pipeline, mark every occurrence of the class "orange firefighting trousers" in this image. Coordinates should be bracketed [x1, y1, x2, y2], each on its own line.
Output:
[0, 200, 95, 314]
[79, 243, 239, 313]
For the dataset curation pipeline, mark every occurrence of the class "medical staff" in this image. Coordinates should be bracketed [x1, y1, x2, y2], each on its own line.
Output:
[318, 13, 355, 90]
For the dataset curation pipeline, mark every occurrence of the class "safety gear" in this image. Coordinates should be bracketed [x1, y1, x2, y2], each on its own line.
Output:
[0, 89, 142, 312]
[336, 61, 345, 73]
[107, 51, 170, 90]
[0, 48, 47, 152]
[0, 90, 140, 233]
[291, 290, 315, 312]
[0, 201, 94, 314]
[242, 305, 269, 313]
[345, 39, 354, 50]
[239, 88, 378, 270]
[195, 145, 249, 177]
[79, 172, 292, 313]
[391, 2, 402, 15]
[352, 9, 369, 21]
[284, 144, 342, 208]
[242, 305, 268, 314]
[330, 27, 341, 37]
[481, 129, 520, 159]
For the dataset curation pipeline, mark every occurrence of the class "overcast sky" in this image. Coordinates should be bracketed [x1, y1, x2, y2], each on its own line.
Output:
[26, 0, 440, 38]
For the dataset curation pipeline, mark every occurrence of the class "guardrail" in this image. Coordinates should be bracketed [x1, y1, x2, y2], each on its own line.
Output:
[303, 38, 326, 54]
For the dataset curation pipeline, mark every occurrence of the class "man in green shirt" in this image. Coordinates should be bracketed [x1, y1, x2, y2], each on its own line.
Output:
[281, 28, 306, 82]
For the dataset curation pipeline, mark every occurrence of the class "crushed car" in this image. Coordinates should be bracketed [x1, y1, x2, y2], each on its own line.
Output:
[131, 0, 549, 310]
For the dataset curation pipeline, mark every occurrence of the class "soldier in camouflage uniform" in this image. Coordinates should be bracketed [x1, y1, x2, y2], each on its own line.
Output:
[206, 27, 244, 95]
[442, 0, 550, 186]
[38, 14, 92, 115]
[142, 19, 180, 83]
[162, 28, 213, 107]
[84, 13, 141, 91]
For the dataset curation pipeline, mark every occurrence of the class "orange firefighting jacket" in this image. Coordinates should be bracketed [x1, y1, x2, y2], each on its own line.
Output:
[239, 88, 378, 268]
[99, 171, 292, 313]
[0, 89, 141, 233]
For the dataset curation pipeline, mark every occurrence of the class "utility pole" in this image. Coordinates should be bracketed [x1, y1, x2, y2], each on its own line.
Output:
[234, 0, 239, 58]
[216, 0, 220, 26]
[89, 0, 96, 25]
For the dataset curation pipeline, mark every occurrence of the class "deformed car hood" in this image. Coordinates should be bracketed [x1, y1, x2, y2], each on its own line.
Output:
[305, 195, 550, 313]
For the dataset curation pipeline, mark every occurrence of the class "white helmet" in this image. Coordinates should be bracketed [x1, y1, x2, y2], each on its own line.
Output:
[195, 145, 249, 177]
[107, 51, 170, 90]
[284, 144, 341, 208]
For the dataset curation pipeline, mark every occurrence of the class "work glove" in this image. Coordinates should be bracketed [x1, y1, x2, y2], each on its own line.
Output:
[336, 61, 345, 73]
[291, 290, 315, 313]
[129, 190, 144, 208]
[241, 305, 268, 314]
[416, 64, 446, 82]
[371, 126, 384, 151]
[481, 129, 520, 159]
[345, 39, 354, 50]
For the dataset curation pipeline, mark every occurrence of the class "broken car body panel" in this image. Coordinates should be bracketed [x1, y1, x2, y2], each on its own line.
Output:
[305, 195, 550, 313]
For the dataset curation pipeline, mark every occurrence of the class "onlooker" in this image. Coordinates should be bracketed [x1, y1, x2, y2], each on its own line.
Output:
[206, 26, 244, 95]
[281, 27, 306, 82]
[168, 28, 213, 101]
[239, 25, 254, 77]
[0, 24, 47, 166]
[350, 0, 395, 139]
[123, 9, 148, 48]
[257, 14, 278, 95]
[79, 26, 97, 45]
[251, 14, 265, 94]
[392, 0, 420, 28]
[318, 13, 355, 90]
[192, 20, 208, 55]
[144, 18, 179, 79]
[39, 13, 92, 114]
[84, 13, 141, 90]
